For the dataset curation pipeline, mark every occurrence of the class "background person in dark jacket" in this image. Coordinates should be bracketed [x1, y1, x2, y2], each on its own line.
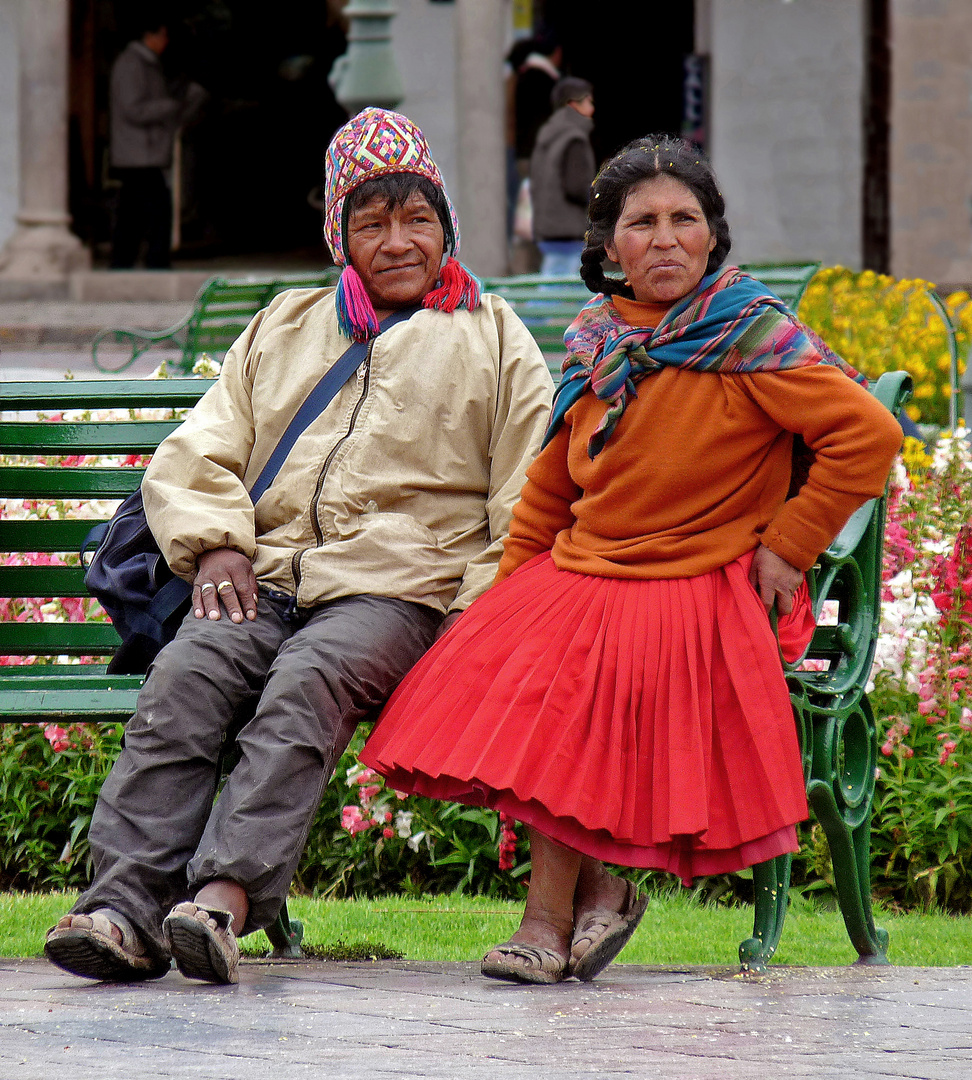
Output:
[529, 77, 596, 277]
[109, 13, 206, 269]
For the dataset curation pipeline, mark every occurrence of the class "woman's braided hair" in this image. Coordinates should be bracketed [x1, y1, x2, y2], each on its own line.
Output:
[580, 135, 731, 299]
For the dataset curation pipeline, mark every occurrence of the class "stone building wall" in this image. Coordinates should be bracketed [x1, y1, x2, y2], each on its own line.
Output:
[391, 0, 458, 200]
[705, 0, 867, 269]
[890, 0, 972, 287]
[0, 0, 20, 251]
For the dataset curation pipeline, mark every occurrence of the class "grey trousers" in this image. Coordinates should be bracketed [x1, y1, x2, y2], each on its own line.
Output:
[74, 593, 440, 962]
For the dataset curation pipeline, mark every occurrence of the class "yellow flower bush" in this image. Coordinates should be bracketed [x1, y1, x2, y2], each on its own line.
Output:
[798, 267, 972, 426]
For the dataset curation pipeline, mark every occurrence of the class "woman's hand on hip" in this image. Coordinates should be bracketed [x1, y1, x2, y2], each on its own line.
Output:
[193, 548, 259, 623]
[749, 544, 803, 616]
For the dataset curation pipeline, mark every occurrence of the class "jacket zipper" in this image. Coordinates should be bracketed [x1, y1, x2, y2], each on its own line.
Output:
[290, 339, 375, 596]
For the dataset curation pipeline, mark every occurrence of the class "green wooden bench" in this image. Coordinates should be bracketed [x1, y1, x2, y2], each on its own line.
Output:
[5, 281, 906, 973]
[91, 270, 339, 376]
[0, 376, 302, 959]
[484, 263, 820, 378]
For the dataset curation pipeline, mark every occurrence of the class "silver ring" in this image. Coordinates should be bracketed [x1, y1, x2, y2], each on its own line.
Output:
[200, 582, 216, 593]
[216, 580, 234, 593]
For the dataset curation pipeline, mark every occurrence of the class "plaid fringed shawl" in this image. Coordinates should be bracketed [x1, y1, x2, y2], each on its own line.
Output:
[545, 266, 865, 459]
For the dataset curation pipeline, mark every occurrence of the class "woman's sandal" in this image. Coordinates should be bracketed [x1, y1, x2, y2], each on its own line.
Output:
[162, 902, 240, 985]
[482, 941, 568, 985]
[44, 909, 168, 982]
[569, 881, 649, 982]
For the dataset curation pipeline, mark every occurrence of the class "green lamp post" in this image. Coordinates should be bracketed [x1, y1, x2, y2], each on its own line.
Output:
[330, 0, 404, 113]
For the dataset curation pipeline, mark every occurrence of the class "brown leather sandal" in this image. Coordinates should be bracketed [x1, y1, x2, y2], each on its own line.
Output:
[45, 909, 168, 982]
[482, 940, 568, 985]
[569, 881, 648, 982]
[163, 902, 240, 985]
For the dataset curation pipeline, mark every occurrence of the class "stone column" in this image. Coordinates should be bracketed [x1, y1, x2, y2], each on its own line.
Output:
[889, 0, 972, 288]
[0, 0, 89, 292]
[330, 0, 404, 114]
[454, 0, 507, 277]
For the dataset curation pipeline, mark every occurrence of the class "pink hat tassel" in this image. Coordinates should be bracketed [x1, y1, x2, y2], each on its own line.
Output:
[335, 265, 381, 342]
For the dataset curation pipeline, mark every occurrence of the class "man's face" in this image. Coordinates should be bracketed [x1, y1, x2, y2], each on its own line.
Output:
[345, 190, 446, 317]
[143, 27, 169, 55]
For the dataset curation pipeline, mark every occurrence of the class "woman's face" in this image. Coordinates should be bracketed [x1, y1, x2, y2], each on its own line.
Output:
[604, 175, 717, 306]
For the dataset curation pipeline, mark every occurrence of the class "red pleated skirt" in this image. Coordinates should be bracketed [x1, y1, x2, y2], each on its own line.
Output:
[361, 551, 811, 884]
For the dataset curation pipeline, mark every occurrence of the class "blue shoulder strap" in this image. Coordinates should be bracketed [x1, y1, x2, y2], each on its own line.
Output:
[248, 305, 417, 504]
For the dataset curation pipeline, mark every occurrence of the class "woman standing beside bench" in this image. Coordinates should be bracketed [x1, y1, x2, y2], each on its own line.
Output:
[361, 135, 904, 984]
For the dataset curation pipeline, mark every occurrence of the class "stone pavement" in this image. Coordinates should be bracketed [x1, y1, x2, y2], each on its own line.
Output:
[2, 959, 971, 1079]
[1, 346, 176, 383]
[0, 300, 189, 350]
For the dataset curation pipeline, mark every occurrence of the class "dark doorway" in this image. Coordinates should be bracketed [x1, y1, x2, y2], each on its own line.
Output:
[535, 1, 695, 162]
[69, 1, 349, 265]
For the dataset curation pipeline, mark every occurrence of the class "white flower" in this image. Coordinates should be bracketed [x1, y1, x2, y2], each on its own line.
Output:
[192, 354, 222, 378]
[395, 810, 414, 839]
[406, 829, 426, 852]
[345, 763, 367, 785]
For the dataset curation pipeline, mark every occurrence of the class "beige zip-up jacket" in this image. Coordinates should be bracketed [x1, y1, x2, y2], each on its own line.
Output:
[143, 287, 554, 615]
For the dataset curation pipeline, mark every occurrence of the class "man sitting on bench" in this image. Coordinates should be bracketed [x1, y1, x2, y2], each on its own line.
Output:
[45, 108, 553, 985]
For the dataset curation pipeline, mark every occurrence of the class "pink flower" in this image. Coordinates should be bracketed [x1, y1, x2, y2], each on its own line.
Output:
[43, 724, 70, 753]
[354, 769, 378, 785]
[382, 827, 395, 839]
[359, 784, 382, 803]
[939, 740, 958, 766]
[341, 805, 373, 835]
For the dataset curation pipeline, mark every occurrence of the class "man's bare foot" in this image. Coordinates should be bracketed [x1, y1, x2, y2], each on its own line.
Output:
[193, 879, 249, 931]
[51, 912, 124, 943]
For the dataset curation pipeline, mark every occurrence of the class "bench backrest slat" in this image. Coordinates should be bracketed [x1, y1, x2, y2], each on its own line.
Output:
[0, 565, 89, 598]
[0, 519, 100, 553]
[0, 621, 121, 654]
[0, 421, 182, 455]
[0, 379, 213, 411]
[0, 466, 143, 499]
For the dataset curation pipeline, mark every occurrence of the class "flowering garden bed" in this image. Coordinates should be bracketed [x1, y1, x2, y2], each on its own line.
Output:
[3, 268, 972, 911]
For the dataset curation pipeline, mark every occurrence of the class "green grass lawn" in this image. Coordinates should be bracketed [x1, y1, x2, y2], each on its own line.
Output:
[4, 890, 972, 967]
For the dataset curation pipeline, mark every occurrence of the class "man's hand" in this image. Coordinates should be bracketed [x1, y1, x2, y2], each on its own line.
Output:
[193, 549, 258, 623]
[748, 544, 803, 616]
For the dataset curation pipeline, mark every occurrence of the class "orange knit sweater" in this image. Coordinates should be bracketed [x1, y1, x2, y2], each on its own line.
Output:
[496, 296, 903, 583]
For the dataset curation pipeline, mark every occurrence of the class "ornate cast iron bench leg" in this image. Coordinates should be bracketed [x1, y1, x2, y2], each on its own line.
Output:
[738, 370, 910, 973]
[739, 855, 792, 972]
[264, 901, 305, 959]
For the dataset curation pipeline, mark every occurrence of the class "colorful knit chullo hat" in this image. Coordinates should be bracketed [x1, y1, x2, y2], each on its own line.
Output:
[324, 107, 481, 341]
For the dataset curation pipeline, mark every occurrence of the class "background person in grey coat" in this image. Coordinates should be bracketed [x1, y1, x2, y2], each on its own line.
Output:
[529, 78, 596, 277]
[109, 14, 206, 269]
